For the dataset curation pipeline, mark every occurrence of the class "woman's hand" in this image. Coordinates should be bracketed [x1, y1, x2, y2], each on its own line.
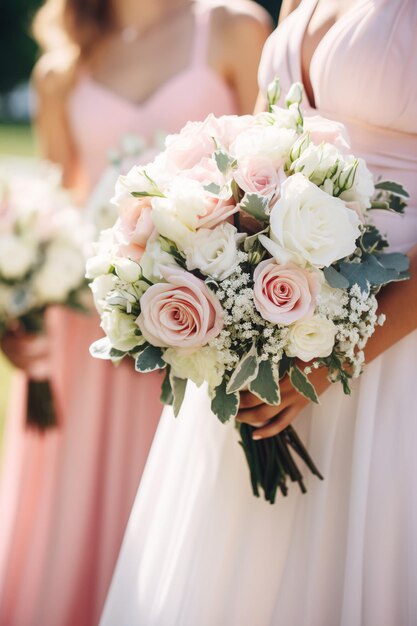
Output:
[1, 328, 51, 380]
[237, 363, 331, 440]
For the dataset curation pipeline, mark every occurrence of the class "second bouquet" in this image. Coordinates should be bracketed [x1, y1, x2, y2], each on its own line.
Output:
[88, 79, 409, 503]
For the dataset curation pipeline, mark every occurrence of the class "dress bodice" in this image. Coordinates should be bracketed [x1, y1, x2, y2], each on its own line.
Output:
[258, 0, 417, 253]
[67, 3, 238, 188]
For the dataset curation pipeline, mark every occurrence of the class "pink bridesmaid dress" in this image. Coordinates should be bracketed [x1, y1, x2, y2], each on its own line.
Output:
[100, 2, 417, 626]
[0, 5, 237, 626]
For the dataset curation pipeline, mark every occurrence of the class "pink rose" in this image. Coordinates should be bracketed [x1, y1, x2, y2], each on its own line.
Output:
[137, 265, 224, 349]
[253, 260, 321, 325]
[198, 197, 239, 229]
[184, 157, 224, 188]
[303, 115, 351, 153]
[234, 156, 279, 197]
[164, 116, 219, 171]
[113, 197, 155, 260]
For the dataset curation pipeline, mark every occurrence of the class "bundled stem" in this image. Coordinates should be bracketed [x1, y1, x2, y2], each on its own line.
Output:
[238, 422, 323, 504]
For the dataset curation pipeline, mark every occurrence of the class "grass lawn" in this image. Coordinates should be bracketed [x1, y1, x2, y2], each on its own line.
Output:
[0, 123, 35, 448]
[0, 123, 35, 157]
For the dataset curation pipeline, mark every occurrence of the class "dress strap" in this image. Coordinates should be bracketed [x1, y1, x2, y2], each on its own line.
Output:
[191, 2, 212, 67]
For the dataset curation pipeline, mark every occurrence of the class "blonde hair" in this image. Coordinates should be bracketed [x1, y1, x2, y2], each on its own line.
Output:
[33, 0, 114, 56]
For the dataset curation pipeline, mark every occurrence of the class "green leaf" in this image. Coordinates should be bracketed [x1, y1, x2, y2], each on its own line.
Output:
[135, 345, 166, 372]
[131, 190, 165, 198]
[214, 150, 236, 175]
[160, 368, 173, 405]
[249, 360, 281, 405]
[374, 180, 409, 198]
[170, 375, 187, 417]
[323, 266, 350, 289]
[158, 236, 187, 268]
[374, 252, 410, 273]
[239, 193, 270, 222]
[289, 365, 319, 404]
[211, 379, 239, 423]
[243, 228, 268, 252]
[339, 254, 409, 293]
[204, 182, 221, 195]
[226, 344, 259, 393]
[90, 337, 125, 361]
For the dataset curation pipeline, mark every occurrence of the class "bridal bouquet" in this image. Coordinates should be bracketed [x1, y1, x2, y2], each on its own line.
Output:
[0, 163, 91, 428]
[89, 79, 409, 502]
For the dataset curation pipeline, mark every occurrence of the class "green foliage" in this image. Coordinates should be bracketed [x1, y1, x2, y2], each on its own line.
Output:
[289, 364, 319, 404]
[239, 193, 270, 223]
[135, 345, 166, 372]
[211, 379, 239, 423]
[249, 360, 280, 405]
[226, 344, 259, 393]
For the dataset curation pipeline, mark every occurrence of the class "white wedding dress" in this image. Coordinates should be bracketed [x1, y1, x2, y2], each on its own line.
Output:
[101, 1, 417, 624]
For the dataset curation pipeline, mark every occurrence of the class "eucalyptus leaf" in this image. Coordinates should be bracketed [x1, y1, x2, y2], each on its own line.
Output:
[135, 345, 166, 372]
[339, 254, 407, 293]
[211, 379, 239, 423]
[375, 252, 410, 273]
[289, 365, 319, 404]
[323, 266, 350, 289]
[227, 344, 259, 393]
[249, 360, 281, 405]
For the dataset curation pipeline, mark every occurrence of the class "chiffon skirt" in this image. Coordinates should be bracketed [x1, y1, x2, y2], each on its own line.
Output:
[101, 329, 417, 626]
[0, 307, 164, 626]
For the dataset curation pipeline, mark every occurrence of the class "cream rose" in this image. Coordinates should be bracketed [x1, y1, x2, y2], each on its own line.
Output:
[152, 177, 237, 249]
[286, 315, 337, 362]
[163, 346, 224, 390]
[265, 173, 361, 268]
[253, 260, 321, 325]
[137, 265, 223, 349]
[90, 274, 117, 314]
[230, 125, 297, 168]
[101, 309, 141, 352]
[184, 223, 243, 281]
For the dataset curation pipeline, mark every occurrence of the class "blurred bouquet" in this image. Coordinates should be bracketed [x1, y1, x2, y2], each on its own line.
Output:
[86, 132, 167, 234]
[88, 79, 409, 502]
[0, 162, 92, 428]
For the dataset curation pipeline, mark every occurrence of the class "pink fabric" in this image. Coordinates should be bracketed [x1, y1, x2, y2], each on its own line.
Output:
[0, 3, 238, 625]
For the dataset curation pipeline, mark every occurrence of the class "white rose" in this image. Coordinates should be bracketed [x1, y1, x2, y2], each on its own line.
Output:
[339, 157, 374, 210]
[163, 346, 224, 390]
[101, 309, 141, 351]
[34, 243, 85, 303]
[139, 240, 179, 282]
[286, 315, 337, 362]
[112, 159, 166, 209]
[183, 223, 243, 280]
[256, 105, 300, 131]
[152, 177, 210, 248]
[114, 257, 142, 283]
[90, 274, 117, 313]
[0, 235, 37, 280]
[290, 142, 341, 187]
[230, 125, 297, 168]
[85, 253, 113, 279]
[265, 173, 361, 268]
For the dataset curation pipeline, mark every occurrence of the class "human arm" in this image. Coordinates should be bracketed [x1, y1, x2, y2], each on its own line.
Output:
[237, 243, 417, 438]
[211, 2, 273, 114]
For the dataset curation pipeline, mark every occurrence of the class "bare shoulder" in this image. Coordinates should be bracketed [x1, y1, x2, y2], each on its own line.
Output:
[209, 0, 273, 36]
[208, 0, 273, 60]
[32, 49, 78, 99]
